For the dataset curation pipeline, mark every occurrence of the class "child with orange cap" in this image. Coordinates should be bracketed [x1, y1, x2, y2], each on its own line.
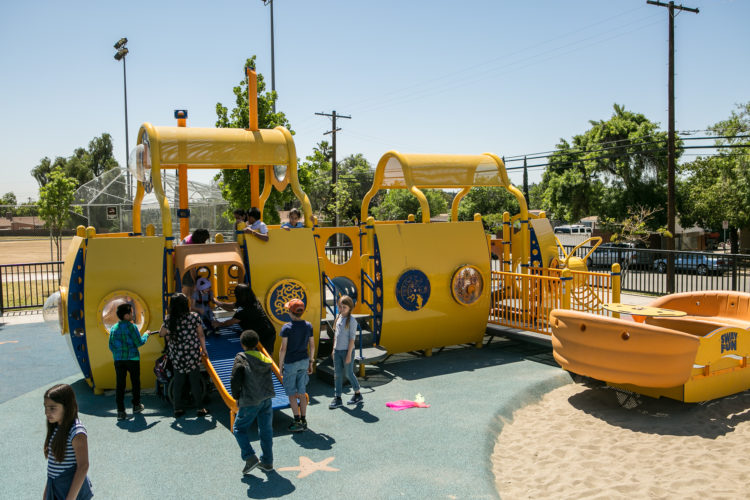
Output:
[278, 298, 314, 432]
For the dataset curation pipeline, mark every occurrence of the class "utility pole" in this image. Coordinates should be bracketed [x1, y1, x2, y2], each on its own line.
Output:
[315, 110, 351, 228]
[522, 156, 529, 205]
[647, 0, 699, 294]
[261, 1, 276, 113]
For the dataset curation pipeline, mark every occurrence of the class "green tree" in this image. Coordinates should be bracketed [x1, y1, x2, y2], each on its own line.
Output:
[214, 56, 295, 224]
[1, 192, 17, 219]
[38, 167, 81, 260]
[31, 133, 120, 188]
[330, 153, 376, 225]
[540, 104, 672, 225]
[298, 141, 333, 222]
[678, 102, 750, 253]
[456, 187, 520, 219]
[599, 206, 671, 246]
[372, 189, 447, 221]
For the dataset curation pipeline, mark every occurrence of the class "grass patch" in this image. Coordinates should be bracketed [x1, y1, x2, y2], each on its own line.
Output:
[1, 279, 59, 310]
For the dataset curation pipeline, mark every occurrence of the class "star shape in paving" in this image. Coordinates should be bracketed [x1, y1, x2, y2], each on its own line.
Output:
[278, 456, 339, 478]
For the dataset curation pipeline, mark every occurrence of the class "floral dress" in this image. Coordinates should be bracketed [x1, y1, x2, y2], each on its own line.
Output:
[163, 312, 202, 374]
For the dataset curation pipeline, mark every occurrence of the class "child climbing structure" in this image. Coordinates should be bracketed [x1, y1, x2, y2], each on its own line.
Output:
[48, 64, 622, 417]
[51, 67, 322, 414]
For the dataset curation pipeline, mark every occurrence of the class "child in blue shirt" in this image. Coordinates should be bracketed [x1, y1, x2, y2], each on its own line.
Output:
[278, 298, 314, 432]
[281, 208, 304, 230]
[108, 303, 156, 421]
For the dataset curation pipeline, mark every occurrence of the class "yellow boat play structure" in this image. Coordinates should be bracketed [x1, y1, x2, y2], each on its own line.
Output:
[47, 64, 749, 415]
[550, 291, 750, 402]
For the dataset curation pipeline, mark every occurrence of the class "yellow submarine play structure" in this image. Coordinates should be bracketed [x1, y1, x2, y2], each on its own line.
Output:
[49, 66, 749, 408]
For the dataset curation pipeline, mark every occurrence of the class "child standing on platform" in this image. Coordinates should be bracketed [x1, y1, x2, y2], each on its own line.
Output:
[108, 303, 156, 421]
[281, 208, 304, 230]
[191, 277, 217, 335]
[43, 384, 93, 500]
[231, 330, 275, 475]
[329, 295, 363, 409]
[278, 299, 314, 432]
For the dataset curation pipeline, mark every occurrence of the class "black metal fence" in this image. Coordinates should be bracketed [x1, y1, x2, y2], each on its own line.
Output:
[324, 244, 354, 265]
[4, 248, 750, 313]
[562, 246, 750, 295]
[0, 261, 63, 314]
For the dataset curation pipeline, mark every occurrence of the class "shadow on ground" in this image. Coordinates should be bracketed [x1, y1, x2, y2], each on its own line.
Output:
[567, 383, 750, 439]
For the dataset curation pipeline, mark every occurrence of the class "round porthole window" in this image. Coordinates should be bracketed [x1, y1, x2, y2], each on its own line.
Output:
[97, 290, 149, 334]
[451, 265, 483, 305]
[325, 233, 353, 265]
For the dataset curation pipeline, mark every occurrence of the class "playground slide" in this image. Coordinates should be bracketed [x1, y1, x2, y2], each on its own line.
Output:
[202, 324, 289, 427]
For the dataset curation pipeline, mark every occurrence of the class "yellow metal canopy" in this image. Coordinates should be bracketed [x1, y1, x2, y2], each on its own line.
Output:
[361, 151, 527, 224]
[140, 125, 291, 168]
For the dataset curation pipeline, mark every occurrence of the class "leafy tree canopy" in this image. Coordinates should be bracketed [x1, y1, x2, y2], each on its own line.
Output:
[214, 56, 295, 224]
[38, 167, 82, 260]
[372, 189, 447, 222]
[31, 133, 119, 188]
[540, 104, 673, 226]
[678, 102, 750, 252]
[1, 192, 17, 205]
[328, 153, 376, 225]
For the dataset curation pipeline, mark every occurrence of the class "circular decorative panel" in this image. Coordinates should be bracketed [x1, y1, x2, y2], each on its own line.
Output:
[266, 279, 307, 324]
[395, 269, 430, 311]
[451, 265, 484, 305]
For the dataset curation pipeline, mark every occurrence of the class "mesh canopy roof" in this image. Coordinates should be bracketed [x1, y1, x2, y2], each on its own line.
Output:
[379, 153, 510, 189]
[74, 167, 224, 207]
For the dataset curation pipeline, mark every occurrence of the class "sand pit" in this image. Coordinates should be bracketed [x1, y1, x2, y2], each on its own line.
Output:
[492, 382, 750, 499]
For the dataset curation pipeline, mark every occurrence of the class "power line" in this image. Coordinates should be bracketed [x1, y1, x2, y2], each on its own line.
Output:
[315, 110, 351, 228]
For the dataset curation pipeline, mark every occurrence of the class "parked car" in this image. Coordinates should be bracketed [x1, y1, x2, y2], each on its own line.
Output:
[653, 254, 731, 275]
[587, 243, 636, 268]
[554, 224, 592, 235]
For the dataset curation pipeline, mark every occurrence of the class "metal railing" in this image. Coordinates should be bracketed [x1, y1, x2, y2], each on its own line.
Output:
[0, 261, 63, 314]
[563, 246, 750, 295]
[489, 267, 616, 335]
[324, 244, 354, 265]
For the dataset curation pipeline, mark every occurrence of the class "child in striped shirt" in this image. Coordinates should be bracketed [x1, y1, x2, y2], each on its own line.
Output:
[43, 384, 93, 499]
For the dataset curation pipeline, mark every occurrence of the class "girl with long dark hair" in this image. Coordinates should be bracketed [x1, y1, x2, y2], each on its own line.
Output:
[43, 384, 93, 499]
[159, 293, 209, 418]
[214, 283, 277, 355]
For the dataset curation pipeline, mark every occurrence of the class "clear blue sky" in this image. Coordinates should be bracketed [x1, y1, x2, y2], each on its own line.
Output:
[1, 0, 747, 202]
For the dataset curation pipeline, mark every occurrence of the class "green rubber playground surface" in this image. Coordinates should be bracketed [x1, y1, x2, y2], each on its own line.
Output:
[0, 317, 570, 499]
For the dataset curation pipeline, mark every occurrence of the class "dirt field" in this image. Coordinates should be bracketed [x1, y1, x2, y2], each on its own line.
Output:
[0, 237, 73, 265]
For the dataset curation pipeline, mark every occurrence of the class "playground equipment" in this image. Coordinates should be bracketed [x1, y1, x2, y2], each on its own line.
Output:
[51, 67, 319, 398]
[550, 291, 750, 402]
[48, 64, 621, 417]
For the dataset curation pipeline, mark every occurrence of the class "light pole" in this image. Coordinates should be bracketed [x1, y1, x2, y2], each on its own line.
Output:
[261, 0, 276, 113]
[114, 37, 131, 201]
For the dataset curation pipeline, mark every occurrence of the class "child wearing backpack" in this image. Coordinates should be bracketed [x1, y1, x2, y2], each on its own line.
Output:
[231, 330, 275, 475]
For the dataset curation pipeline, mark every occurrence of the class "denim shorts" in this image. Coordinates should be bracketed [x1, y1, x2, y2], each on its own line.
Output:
[282, 358, 309, 396]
